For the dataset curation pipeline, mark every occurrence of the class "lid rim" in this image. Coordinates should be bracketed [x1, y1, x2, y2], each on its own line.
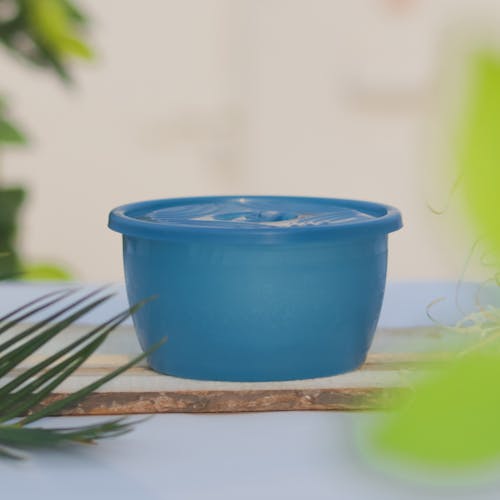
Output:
[108, 196, 403, 243]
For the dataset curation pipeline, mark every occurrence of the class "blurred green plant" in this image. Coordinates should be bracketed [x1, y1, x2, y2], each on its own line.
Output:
[23, 263, 73, 281]
[0, 0, 93, 80]
[0, 0, 93, 279]
[0, 96, 27, 277]
[0, 96, 26, 145]
[369, 347, 500, 472]
[459, 51, 500, 256]
[364, 49, 500, 477]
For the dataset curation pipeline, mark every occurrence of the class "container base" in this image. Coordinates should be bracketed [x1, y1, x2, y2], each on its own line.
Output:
[145, 353, 368, 383]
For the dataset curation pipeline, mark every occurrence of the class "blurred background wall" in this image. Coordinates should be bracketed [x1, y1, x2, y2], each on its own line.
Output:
[2, 0, 499, 282]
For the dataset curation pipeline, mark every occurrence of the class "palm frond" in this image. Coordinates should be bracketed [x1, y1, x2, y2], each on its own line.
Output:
[0, 287, 161, 459]
[0, 288, 70, 324]
[0, 418, 138, 460]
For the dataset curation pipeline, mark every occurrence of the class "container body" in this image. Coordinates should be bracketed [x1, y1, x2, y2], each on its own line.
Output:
[122, 234, 388, 381]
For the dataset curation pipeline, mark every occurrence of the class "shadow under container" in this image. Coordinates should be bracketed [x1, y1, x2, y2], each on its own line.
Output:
[108, 196, 402, 382]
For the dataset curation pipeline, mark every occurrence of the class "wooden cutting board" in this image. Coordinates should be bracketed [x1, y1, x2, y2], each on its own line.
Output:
[7, 324, 460, 414]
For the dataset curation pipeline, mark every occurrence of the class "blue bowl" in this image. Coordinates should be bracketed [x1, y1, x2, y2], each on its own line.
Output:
[109, 196, 402, 381]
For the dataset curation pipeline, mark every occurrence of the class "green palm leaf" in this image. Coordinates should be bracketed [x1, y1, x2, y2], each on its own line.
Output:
[0, 287, 162, 459]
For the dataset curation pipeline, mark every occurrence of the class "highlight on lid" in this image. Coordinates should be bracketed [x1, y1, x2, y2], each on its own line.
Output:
[109, 196, 402, 241]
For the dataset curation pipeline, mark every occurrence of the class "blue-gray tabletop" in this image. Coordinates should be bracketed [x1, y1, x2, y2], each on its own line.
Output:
[0, 281, 498, 500]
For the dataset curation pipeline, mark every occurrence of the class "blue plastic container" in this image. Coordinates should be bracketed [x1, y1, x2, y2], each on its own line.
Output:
[108, 196, 402, 381]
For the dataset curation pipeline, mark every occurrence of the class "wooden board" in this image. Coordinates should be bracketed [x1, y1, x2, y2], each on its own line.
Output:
[6, 324, 462, 414]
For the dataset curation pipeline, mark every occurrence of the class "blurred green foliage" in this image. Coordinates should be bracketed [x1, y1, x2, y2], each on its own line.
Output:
[370, 349, 500, 470]
[0, 0, 93, 81]
[459, 51, 500, 256]
[0, 186, 24, 277]
[0, 96, 27, 146]
[366, 49, 500, 476]
[0, 0, 92, 280]
[22, 262, 73, 280]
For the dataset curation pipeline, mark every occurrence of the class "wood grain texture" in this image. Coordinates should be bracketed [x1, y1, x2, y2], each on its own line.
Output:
[36, 387, 409, 415]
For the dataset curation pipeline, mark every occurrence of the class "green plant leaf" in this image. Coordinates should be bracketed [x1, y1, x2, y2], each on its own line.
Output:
[0, 300, 148, 422]
[0, 308, 130, 401]
[60, 0, 88, 24]
[0, 288, 159, 458]
[0, 297, 114, 379]
[0, 0, 93, 79]
[0, 443, 24, 460]
[26, 0, 93, 60]
[0, 332, 111, 422]
[367, 347, 500, 470]
[22, 337, 165, 425]
[57, 34, 92, 60]
[0, 288, 73, 324]
[0, 418, 135, 451]
[365, 49, 500, 475]
[0, 287, 108, 352]
[459, 51, 500, 257]
[0, 119, 27, 145]
[22, 263, 73, 281]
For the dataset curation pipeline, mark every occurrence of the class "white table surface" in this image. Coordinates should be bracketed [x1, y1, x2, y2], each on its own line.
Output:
[1, 281, 499, 500]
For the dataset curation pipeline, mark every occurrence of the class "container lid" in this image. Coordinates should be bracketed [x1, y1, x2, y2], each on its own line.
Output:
[108, 196, 402, 243]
